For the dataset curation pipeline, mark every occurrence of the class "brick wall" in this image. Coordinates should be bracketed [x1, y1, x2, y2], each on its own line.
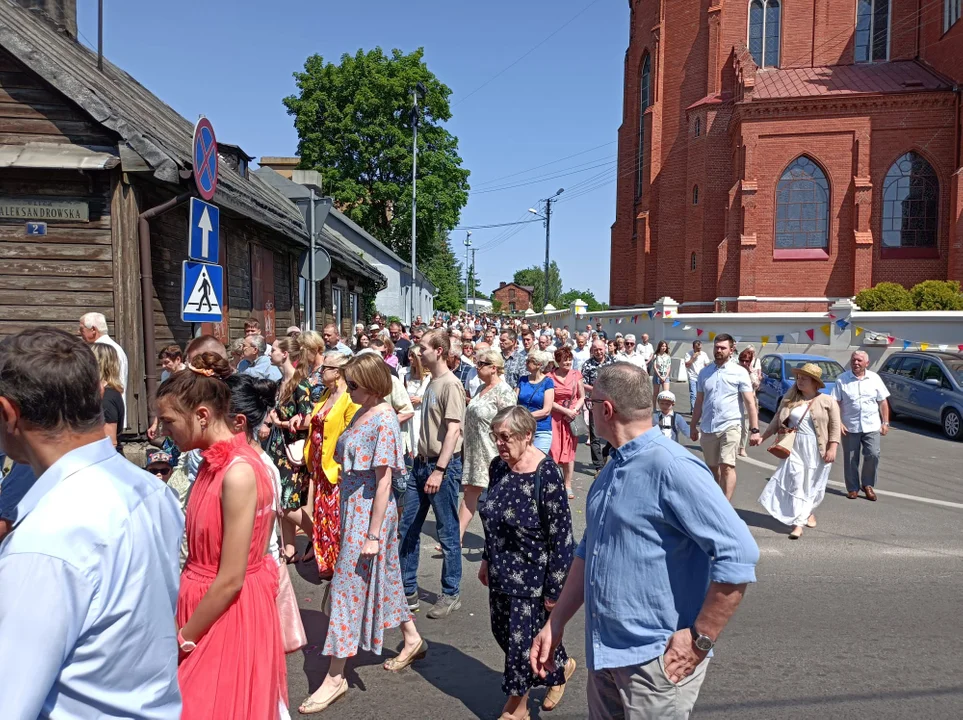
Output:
[493, 283, 532, 312]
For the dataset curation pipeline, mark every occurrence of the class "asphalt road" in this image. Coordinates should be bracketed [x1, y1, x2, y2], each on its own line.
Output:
[284, 400, 963, 719]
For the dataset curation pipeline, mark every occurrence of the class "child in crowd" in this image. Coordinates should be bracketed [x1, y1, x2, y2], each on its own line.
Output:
[653, 390, 689, 443]
[144, 449, 175, 483]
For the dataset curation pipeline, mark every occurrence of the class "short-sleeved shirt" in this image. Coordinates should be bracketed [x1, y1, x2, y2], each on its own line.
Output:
[684, 350, 710, 382]
[393, 337, 412, 367]
[832, 369, 890, 433]
[418, 370, 466, 458]
[102, 387, 125, 451]
[697, 362, 752, 433]
[517, 376, 555, 433]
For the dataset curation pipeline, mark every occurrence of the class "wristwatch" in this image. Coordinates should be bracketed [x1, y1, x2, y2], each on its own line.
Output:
[749, 427, 760, 434]
[178, 629, 197, 654]
[690, 627, 715, 652]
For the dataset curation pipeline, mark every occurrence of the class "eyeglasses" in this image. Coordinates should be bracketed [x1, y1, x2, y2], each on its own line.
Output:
[321, 365, 341, 372]
[476, 361, 493, 368]
[489, 431, 515, 444]
[625, 342, 636, 347]
[346, 380, 360, 392]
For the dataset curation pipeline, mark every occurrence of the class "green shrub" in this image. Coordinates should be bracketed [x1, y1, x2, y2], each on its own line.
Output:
[909, 280, 963, 311]
[854, 282, 915, 311]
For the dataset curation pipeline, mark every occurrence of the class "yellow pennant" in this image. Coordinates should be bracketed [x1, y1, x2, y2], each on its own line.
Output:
[820, 324, 832, 336]
[708, 331, 716, 341]
[920, 342, 929, 351]
[761, 335, 769, 346]
[855, 326, 864, 337]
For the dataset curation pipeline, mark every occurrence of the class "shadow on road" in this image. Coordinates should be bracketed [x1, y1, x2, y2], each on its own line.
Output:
[697, 684, 963, 713]
[736, 508, 790, 535]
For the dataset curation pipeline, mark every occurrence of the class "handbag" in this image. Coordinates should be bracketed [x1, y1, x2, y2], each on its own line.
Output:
[767, 399, 815, 460]
[276, 561, 307, 653]
[284, 438, 306, 468]
[569, 411, 588, 437]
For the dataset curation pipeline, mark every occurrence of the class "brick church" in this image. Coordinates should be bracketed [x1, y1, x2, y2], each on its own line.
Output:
[610, 0, 963, 311]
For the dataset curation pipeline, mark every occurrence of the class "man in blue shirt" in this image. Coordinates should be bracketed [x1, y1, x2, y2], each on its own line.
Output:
[0, 328, 184, 719]
[240, 333, 282, 382]
[531, 362, 759, 719]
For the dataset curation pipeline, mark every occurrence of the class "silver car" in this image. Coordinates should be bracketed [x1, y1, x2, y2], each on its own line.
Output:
[879, 351, 963, 440]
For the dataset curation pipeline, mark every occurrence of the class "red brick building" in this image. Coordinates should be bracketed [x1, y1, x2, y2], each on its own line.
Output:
[611, 0, 963, 311]
[493, 282, 535, 313]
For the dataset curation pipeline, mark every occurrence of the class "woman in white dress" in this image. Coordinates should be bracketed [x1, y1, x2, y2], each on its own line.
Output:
[405, 346, 430, 450]
[758, 363, 841, 539]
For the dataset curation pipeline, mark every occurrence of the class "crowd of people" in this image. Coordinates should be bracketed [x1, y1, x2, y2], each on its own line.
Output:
[0, 307, 893, 719]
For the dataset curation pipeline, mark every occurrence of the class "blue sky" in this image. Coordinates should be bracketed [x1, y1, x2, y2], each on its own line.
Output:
[78, 0, 626, 301]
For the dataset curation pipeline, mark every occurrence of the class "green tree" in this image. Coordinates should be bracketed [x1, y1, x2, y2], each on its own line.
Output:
[283, 47, 470, 271]
[491, 298, 504, 314]
[422, 233, 465, 314]
[557, 288, 608, 312]
[513, 262, 563, 311]
[854, 282, 915, 311]
[910, 280, 963, 311]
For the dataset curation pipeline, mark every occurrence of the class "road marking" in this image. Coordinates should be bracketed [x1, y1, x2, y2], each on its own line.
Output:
[737, 455, 963, 510]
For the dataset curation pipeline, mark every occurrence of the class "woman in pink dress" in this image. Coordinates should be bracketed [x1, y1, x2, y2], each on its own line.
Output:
[155, 353, 286, 720]
[548, 346, 584, 500]
[298, 352, 427, 714]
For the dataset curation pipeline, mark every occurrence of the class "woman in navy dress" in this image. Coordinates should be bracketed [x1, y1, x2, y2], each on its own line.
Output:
[479, 406, 576, 720]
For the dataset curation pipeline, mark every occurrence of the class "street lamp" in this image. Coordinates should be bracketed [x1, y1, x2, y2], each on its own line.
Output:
[529, 188, 564, 311]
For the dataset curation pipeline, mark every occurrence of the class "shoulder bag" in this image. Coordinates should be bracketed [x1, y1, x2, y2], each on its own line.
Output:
[767, 399, 815, 460]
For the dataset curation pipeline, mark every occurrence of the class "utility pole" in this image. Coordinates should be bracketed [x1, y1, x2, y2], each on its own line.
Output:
[470, 248, 477, 315]
[529, 187, 564, 311]
[464, 230, 472, 312]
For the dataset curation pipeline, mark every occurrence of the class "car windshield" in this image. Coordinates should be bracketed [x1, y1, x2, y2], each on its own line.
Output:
[941, 358, 963, 386]
[785, 359, 844, 382]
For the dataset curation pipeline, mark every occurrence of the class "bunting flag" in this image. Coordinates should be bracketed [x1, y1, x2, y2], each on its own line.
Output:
[959, 344, 963, 352]
[696, 328, 704, 337]
[887, 336, 896, 344]
[855, 326, 864, 337]
[648, 310, 655, 319]
[820, 324, 832, 336]
[939, 345, 948, 351]
[683, 325, 693, 331]
[902, 340, 912, 350]
[775, 334, 785, 344]
[617, 318, 623, 324]
[761, 335, 770, 346]
[708, 331, 717, 341]
[827, 313, 837, 320]
[790, 332, 799, 343]
[805, 329, 815, 341]
[835, 319, 850, 330]
[734, 336, 742, 343]
[631, 315, 639, 323]
[664, 310, 673, 317]
[655, 311, 663, 317]
[920, 343, 929, 351]
[672, 320, 682, 327]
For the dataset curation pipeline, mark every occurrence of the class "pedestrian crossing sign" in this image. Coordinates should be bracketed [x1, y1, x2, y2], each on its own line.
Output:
[181, 261, 223, 323]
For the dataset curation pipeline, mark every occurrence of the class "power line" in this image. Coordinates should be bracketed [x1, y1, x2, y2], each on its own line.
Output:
[455, 219, 543, 230]
[470, 140, 617, 188]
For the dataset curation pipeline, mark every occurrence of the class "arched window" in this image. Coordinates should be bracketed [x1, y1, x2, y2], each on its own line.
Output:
[882, 152, 939, 251]
[775, 156, 829, 251]
[748, 0, 781, 68]
[947, 0, 962, 32]
[692, 185, 699, 205]
[694, 117, 701, 137]
[690, 252, 697, 271]
[636, 54, 651, 199]
[856, 0, 889, 62]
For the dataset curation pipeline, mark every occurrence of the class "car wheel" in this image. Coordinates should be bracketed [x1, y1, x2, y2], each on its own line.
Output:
[943, 408, 962, 441]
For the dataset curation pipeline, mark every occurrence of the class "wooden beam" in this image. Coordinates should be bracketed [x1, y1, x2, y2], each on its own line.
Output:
[0, 225, 112, 245]
[0, 243, 113, 261]
[0, 290, 111, 306]
[0, 259, 112, 277]
[0, 274, 113, 291]
[1, 305, 114, 321]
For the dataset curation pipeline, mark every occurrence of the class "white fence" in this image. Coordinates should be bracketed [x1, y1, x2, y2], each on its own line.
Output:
[527, 297, 963, 371]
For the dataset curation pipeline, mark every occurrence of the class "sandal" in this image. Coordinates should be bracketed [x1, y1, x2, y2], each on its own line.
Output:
[298, 678, 347, 714]
[806, 515, 817, 528]
[383, 638, 428, 672]
[789, 526, 803, 540]
[542, 657, 576, 711]
[499, 712, 530, 720]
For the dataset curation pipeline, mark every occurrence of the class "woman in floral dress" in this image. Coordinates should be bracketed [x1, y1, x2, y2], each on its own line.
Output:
[298, 353, 427, 714]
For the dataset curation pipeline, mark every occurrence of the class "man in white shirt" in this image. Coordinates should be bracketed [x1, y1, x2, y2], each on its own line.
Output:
[637, 333, 655, 371]
[831, 351, 890, 501]
[572, 333, 591, 371]
[0, 328, 183, 719]
[79, 312, 129, 413]
[537, 333, 556, 353]
[690, 334, 761, 500]
[616, 334, 649, 372]
[684, 340, 711, 412]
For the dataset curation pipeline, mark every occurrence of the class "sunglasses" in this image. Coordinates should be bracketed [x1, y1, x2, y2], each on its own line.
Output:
[489, 431, 515, 444]
[150, 466, 172, 478]
[476, 361, 493, 368]
[321, 365, 341, 372]
[625, 342, 636, 346]
[346, 380, 360, 392]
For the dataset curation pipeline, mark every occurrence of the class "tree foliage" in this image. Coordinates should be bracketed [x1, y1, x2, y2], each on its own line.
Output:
[513, 262, 563, 311]
[283, 47, 470, 313]
[910, 280, 963, 311]
[854, 282, 915, 311]
[557, 288, 608, 312]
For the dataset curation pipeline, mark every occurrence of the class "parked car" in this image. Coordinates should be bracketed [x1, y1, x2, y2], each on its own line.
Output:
[757, 353, 845, 413]
[878, 351, 963, 440]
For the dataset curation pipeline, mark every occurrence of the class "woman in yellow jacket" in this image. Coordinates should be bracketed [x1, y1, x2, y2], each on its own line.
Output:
[305, 350, 359, 579]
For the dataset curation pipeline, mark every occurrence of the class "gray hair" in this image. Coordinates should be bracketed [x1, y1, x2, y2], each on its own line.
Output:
[476, 348, 505, 373]
[448, 338, 463, 356]
[491, 405, 536, 440]
[80, 312, 108, 334]
[526, 349, 556, 371]
[851, 350, 869, 362]
[322, 349, 350, 367]
[594, 363, 652, 420]
[624, 333, 637, 343]
[247, 334, 266, 354]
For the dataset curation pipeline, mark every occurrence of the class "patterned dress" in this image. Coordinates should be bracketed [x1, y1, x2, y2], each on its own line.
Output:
[480, 456, 576, 696]
[548, 369, 583, 464]
[309, 405, 338, 578]
[324, 406, 411, 658]
[266, 379, 313, 510]
[462, 380, 517, 488]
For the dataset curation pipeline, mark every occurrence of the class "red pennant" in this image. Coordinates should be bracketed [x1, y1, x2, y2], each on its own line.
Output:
[655, 311, 662, 317]
[827, 313, 837, 320]
[696, 328, 704, 337]
[958, 344, 963, 351]
[805, 329, 815, 341]
[887, 336, 896, 345]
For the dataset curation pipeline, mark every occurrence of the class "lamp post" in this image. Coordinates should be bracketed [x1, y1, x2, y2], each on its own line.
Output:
[409, 81, 427, 325]
[528, 187, 564, 311]
[464, 230, 472, 311]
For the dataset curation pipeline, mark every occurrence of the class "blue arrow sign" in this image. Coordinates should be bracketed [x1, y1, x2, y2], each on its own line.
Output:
[181, 261, 223, 323]
[188, 197, 219, 263]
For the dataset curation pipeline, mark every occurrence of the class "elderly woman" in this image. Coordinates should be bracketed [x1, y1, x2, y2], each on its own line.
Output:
[515, 349, 556, 454]
[459, 348, 516, 544]
[304, 351, 359, 578]
[479, 406, 576, 719]
[758, 363, 840, 539]
[548, 346, 583, 500]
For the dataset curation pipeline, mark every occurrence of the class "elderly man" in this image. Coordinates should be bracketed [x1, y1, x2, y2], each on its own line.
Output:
[447, 338, 479, 399]
[582, 339, 615, 474]
[637, 333, 655, 370]
[690, 334, 761, 500]
[832, 351, 890, 501]
[616, 334, 649, 372]
[500, 329, 527, 390]
[531, 362, 759, 719]
[321, 323, 353, 356]
[240, 334, 281, 382]
[684, 340, 711, 412]
[537, 333, 555, 353]
[79, 312, 129, 399]
[0, 329, 183, 718]
[572, 332, 590, 370]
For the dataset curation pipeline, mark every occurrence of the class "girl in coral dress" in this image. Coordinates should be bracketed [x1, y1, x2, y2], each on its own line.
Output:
[155, 353, 286, 720]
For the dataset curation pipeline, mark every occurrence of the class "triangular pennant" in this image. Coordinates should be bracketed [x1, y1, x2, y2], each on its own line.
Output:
[672, 320, 682, 327]
[902, 340, 912, 350]
[836, 319, 849, 329]
[820, 324, 832, 336]
[958, 344, 963, 351]
[647, 310, 655, 319]
[655, 311, 662, 317]
[631, 315, 638, 323]
[855, 326, 864, 337]
[761, 335, 770, 346]
[696, 328, 704, 337]
[920, 343, 929, 351]
[939, 345, 948, 351]
[790, 332, 799, 343]
[887, 336, 896, 344]
[664, 310, 672, 317]
[775, 334, 785, 344]
[733, 336, 742, 343]
[805, 329, 815, 341]
[708, 331, 717, 341]
[827, 313, 837, 320]
[617, 318, 623, 324]
[683, 325, 692, 331]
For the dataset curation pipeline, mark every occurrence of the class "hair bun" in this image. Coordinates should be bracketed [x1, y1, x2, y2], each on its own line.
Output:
[190, 352, 233, 381]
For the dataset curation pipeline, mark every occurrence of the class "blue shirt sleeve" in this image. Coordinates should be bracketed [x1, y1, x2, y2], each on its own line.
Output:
[0, 553, 94, 717]
[544, 377, 555, 390]
[659, 455, 759, 585]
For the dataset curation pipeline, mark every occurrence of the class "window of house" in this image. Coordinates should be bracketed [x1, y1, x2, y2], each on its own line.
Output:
[332, 286, 344, 328]
[694, 117, 701, 137]
[636, 53, 651, 199]
[947, 0, 962, 31]
[349, 292, 359, 328]
[690, 252, 697, 270]
[692, 185, 699, 205]
[748, 0, 781, 68]
[775, 155, 830, 255]
[509, 302, 516, 313]
[856, 0, 889, 62]
[882, 152, 939, 256]
[509, 288, 516, 299]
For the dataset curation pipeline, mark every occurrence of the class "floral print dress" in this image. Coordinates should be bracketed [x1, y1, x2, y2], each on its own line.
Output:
[266, 379, 313, 510]
[324, 406, 410, 659]
[462, 380, 517, 488]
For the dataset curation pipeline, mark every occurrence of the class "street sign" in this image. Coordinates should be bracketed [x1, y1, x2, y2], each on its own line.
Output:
[298, 246, 332, 281]
[188, 197, 219, 263]
[192, 117, 218, 201]
[25, 221, 47, 236]
[181, 261, 223, 323]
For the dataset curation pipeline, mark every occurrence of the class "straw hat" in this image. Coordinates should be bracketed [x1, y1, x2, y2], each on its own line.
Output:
[791, 362, 825, 389]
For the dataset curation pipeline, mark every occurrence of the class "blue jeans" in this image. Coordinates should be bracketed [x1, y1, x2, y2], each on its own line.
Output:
[688, 378, 698, 412]
[533, 430, 553, 454]
[400, 455, 463, 598]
